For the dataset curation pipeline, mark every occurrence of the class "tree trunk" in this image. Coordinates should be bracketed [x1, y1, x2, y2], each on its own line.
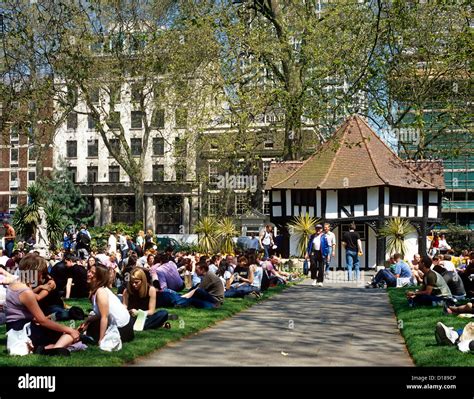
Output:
[133, 181, 145, 228]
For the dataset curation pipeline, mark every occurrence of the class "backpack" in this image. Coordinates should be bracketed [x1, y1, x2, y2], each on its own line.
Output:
[77, 231, 91, 246]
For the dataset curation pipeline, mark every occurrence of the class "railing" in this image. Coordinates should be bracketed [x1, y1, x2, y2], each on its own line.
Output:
[442, 201, 474, 210]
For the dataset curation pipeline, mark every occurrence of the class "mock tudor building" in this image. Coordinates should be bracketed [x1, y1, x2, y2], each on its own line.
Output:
[265, 115, 445, 267]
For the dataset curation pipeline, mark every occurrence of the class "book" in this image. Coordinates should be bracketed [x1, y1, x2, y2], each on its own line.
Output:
[133, 310, 147, 331]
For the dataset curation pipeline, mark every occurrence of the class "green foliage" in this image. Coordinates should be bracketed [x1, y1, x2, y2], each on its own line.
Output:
[379, 217, 416, 258]
[287, 214, 320, 258]
[437, 221, 474, 254]
[88, 222, 143, 252]
[216, 217, 238, 254]
[45, 203, 65, 250]
[12, 183, 45, 241]
[194, 217, 219, 254]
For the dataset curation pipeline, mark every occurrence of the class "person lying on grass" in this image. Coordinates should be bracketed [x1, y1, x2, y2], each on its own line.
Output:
[78, 262, 134, 346]
[5, 253, 80, 355]
[122, 267, 169, 330]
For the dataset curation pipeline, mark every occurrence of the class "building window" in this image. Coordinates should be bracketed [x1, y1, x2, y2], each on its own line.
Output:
[67, 112, 78, 130]
[175, 109, 187, 128]
[10, 148, 19, 164]
[208, 193, 220, 216]
[131, 84, 142, 103]
[235, 193, 247, 215]
[109, 166, 120, 182]
[66, 140, 77, 158]
[10, 126, 19, 141]
[153, 137, 165, 156]
[107, 111, 121, 129]
[151, 109, 165, 129]
[131, 111, 143, 129]
[108, 139, 120, 156]
[209, 163, 219, 186]
[263, 193, 270, 215]
[210, 142, 218, 151]
[131, 138, 142, 156]
[174, 137, 187, 158]
[88, 114, 98, 130]
[10, 195, 18, 208]
[67, 86, 78, 103]
[90, 88, 100, 104]
[88, 140, 99, 157]
[28, 145, 38, 162]
[263, 161, 271, 182]
[152, 164, 164, 182]
[110, 85, 121, 104]
[264, 140, 274, 149]
[67, 167, 77, 183]
[28, 171, 36, 182]
[87, 166, 98, 183]
[175, 161, 186, 182]
[10, 171, 18, 190]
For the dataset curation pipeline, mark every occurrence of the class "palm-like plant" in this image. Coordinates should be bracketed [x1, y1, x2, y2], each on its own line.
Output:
[12, 183, 46, 241]
[379, 217, 416, 258]
[287, 214, 320, 257]
[217, 217, 238, 254]
[45, 203, 66, 250]
[194, 216, 219, 254]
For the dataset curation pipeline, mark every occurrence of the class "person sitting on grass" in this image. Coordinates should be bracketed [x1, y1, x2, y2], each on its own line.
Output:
[445, 301, 473, 315]
[225, 255, 262, 298]
[366, 253, 412, 288]
[180, 261, 224, 308]
[122, 268, 170, 330]
[432, 262, 466, 301]
[5, 254, 80, 356]
[405, 256, 452, 307]
[150, 253, 184, 292]
[435, 321, 474, 353]
[79, 262, 134, 346]
[409, 253, 424, 285]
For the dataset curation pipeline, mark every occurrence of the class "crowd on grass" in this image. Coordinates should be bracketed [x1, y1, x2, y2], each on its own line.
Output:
[0, 223, 297, 357]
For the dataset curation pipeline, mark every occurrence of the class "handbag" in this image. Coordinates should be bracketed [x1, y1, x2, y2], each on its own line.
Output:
[303, 259, 309, 276]
[7, 322, 33, 356]
[99, 322, 122, 352]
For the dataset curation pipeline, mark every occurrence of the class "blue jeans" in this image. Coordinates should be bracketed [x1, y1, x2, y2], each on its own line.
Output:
[225, 284, 256, 298]
[324, 255, 333, 273]
[346, 250, 360, 281]
[143, 310, 168, 330]
[190, 288, 219, 309]
[263, 245, 271, 260]
[409, 294, 446, 307]
[157, 288, 217, 309]
[373, 269, 397, 287]
[5, 240, 14, 258]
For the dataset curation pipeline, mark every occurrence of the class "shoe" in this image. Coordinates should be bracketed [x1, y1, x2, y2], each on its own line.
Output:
[133, 309, 147, 331]
[443, 303, 453, 315]
[435, 322, 458, 345]
[163, 322, 171, 329]
[247, 291, 260, 299]
[317, 282, 323, 287]
[311, 280, 317, 286]
[80, 334, 96, 345]
[34, 346, 71, 357]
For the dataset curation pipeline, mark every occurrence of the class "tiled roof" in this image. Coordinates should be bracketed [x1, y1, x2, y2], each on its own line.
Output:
[268, 115, 441, 190]
[264, 162, 303, 190]
[404, 160, 445, 189]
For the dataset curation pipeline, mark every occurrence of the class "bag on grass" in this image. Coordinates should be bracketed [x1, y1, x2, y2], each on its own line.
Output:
[7, 322, 33, 356]
[99, 322, 122, 352]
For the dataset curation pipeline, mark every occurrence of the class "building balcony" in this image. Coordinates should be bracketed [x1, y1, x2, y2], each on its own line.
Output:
[442, 200, 474, 212]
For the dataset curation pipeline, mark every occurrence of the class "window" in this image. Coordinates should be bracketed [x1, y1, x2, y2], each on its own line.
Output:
[108, 139, 120, 156]
[210, 142, 218, 151]
[175, 161, 186, 182]
[109, 166, 120, 182]
[175, 109, 187, 128]
[10, 171, 18, 189]
[153, 137, 164, 156]
[66, 140, 77, 158]
[235, 193, 247, 215]
[131, 111, 143, 129]
[28, 171, 36, 182]
[67, 86, 78, 104]
[264, 140, 274, 149]
[90, 88, 100, 104]
[174, 137, 187, 158]
[152, 164, 164, 182]
[110, 85, 121, 104]
[131, 138, 142, 156]
[28, 145, 38, 162]
[263, 161, 271, 182]
[88, 114, 98, 130]
[67, 112, 78, 130]
[10, 126, 19, 141]
[208, 193, 220, 216]
[131, 84, 142, 103]
[151, 109, 165, 129]
[67, 167, 77, 183]
[88, 140, 99, 157]
[10, 148, 19, 164]
[209, 163, 219, 186]
[10, 195, 18, 208]
[107, 111, 121, 129]
[87, 166, 98, 183]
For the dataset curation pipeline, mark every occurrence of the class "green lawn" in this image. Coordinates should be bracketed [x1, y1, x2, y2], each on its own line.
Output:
[0, 284, 289, 366]
[388, 288, 474, 367]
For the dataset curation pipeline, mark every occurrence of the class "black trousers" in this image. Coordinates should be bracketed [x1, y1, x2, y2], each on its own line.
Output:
[310, 250, 324, 283]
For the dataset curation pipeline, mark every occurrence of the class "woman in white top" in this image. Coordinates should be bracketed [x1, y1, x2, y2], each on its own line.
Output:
[79, 262, 134, 345]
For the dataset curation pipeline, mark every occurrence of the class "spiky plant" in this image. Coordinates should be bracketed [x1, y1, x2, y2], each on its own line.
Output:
[12, 183, 46, 241]
[379, 217, 416, 258]
[217, 217, 238, 254]
[45, 203, 66, 250]
[287, 214, 320, 257]
[193, 216, 219, 254]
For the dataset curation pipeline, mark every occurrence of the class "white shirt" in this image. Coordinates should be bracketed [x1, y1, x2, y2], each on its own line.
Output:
[0, 256, 10, 266]
[312, 234, 322, 251]
[438, 239, 451, 251]
[108, 235, 117, 253]
[93, 287, 130, 328]
[325, 231, 336, 248]
[262, 231, 272, 246]
[219, 270, 232, 290]
[442, 261, 456, 272]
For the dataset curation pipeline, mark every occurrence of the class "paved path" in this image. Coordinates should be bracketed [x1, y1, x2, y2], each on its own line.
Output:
[131, 277, 413, 367]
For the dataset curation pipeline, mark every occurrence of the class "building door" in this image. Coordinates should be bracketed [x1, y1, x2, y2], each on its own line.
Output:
[155, 196, 182, 234]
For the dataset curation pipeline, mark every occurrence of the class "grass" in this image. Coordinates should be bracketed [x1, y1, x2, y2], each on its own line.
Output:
[388, 288, 474, 367]
[0, 284, 290, 366]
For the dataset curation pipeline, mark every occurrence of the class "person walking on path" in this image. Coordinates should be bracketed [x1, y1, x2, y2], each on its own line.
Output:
[259, 224, 274, 261]
[306, 224, 329, 287]
[342, 222, 363, 282]
[323, 223, 336, 276]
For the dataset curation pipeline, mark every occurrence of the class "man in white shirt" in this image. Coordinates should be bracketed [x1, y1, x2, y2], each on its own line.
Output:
[108, 231, 117, 254]
[323, 223, 336, 276]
